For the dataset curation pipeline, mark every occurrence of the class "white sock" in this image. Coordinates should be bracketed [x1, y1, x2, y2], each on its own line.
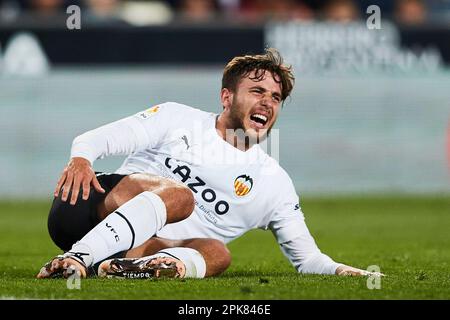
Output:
[69, 191, 167, 267]
[155, 247, 206, 278]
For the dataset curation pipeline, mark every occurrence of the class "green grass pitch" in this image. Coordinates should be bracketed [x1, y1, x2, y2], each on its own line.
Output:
[0, 196, 449, 300]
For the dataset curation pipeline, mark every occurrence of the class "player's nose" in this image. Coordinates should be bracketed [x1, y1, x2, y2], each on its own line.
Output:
[259, 96, 273, 113]
[259, 94, 271, 108]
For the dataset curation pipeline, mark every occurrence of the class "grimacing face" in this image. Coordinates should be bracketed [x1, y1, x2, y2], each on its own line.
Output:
[223, 70, 283, 142]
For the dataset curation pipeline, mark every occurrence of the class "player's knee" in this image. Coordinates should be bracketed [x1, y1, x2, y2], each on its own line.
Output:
[214, 240, 232, 270]
[176, 185, 195, 219]
[159, 184, 195, 223]
[206, 239, 231, 276]
[48, 190, 99, 251]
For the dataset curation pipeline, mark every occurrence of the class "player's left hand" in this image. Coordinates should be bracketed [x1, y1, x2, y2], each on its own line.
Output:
[336, 265, 385, 277]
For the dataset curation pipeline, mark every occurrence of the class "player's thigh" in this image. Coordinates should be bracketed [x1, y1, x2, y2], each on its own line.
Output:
[98, 173, 194, 222]
[126, 237, 231, 277]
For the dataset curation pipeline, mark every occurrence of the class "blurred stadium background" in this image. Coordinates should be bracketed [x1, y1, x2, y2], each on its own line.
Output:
[0, 0, 449, 198]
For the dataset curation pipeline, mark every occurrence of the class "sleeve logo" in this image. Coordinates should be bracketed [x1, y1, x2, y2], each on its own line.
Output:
[137, 105, 160, 120]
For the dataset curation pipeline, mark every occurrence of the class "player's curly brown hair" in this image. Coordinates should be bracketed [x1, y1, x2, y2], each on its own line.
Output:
[222, 48, 295, 101]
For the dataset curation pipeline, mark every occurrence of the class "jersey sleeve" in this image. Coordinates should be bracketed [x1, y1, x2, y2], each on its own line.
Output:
[70, 102, 185, 164]
[267, 172, 342, 275]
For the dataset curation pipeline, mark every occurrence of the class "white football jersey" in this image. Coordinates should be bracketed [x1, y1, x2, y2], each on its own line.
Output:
[71, 102, 342, 274]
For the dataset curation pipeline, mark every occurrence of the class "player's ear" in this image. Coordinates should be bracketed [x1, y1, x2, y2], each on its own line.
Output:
[220, 88, 233, 110]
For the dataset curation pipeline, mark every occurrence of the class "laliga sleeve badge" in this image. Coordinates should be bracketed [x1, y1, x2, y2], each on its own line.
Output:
[234, 174, 253, 197]
[136, 105, 160, 120]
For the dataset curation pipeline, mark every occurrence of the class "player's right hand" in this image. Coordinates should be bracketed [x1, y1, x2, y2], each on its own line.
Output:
[336, 265, 385, 277]
[37, 256, 87, 279]
[54, 157, 105, 205]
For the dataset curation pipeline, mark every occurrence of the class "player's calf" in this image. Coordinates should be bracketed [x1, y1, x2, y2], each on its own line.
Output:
[183, 238, 231, 277]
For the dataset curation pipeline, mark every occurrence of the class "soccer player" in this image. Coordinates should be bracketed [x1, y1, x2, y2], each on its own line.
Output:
[37, 48, 381, 279]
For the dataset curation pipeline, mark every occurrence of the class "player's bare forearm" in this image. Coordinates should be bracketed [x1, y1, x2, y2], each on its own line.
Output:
[54, 157, 105, 205]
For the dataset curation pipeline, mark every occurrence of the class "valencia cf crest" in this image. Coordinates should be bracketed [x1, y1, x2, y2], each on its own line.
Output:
[234, 174, 253, 197]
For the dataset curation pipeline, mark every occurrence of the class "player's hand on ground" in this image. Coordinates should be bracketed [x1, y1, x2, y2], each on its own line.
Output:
[36, 256, 87, 279]
[336, 265, 385, 277]
[54, 157, 105, 205]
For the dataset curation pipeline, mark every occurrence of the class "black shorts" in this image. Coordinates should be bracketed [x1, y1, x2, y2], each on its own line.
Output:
[48, 172, 127, 251]
[94, 172, 127, 198]
[90, 172, 128, 222]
